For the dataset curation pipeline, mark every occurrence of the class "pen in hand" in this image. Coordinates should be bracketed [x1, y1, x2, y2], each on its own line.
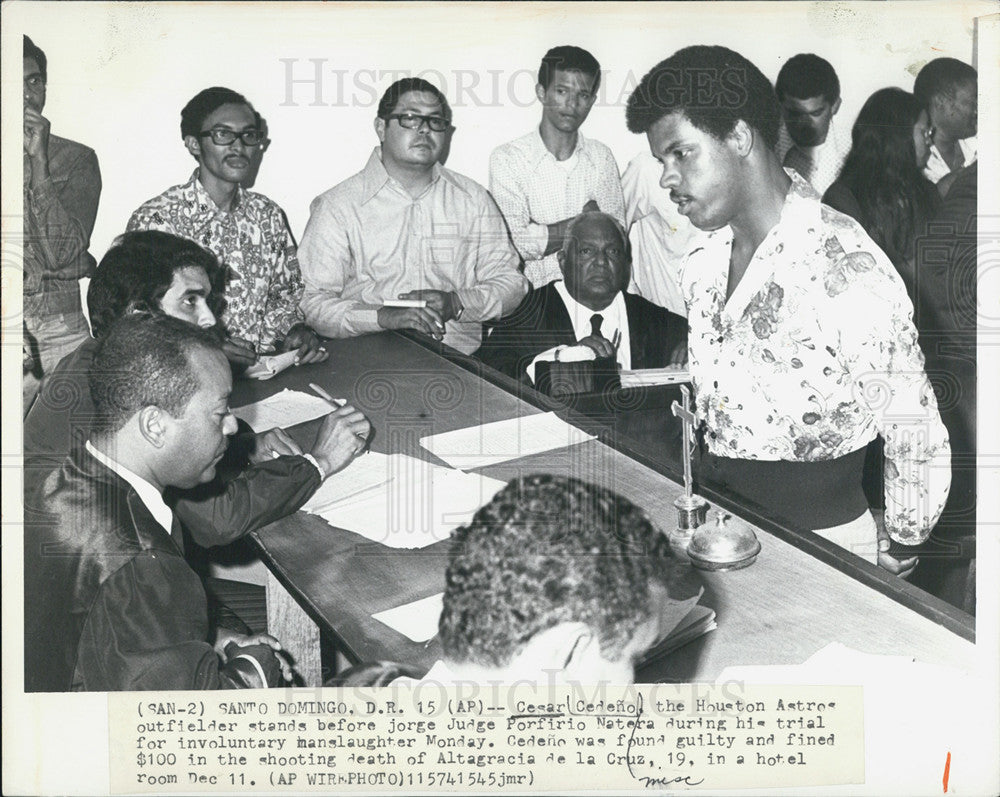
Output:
[308, 383, 372, 454]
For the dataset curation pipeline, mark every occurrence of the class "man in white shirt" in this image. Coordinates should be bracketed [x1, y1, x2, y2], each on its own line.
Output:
[299, 78, 526, 355]
[774, 53, 847, 196]
[489, 46, 625, 288]
[25, 315, 300, 691]
[626, 45, 950, 575]
[913, 57, 977, 185]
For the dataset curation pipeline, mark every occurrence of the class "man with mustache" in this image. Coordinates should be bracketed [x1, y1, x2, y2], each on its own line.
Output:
[22, 36, 102, 410]
[128, 87, 325, 366]
[490, 46, 626, 288]
[299, 78, 527, 356]
[625, 46, 950, 576]
[477, 210, 686, 384]
[775, 53, 846, 196]
[25, 314, 293, 691]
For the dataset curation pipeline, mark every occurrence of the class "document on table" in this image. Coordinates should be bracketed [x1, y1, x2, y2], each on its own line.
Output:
[419, 411, 596, 470]
[302, 453, 508, 549]
[372, 593, 443, 642]
[619, 366, 691, 388]
[232, 388, 337, 431]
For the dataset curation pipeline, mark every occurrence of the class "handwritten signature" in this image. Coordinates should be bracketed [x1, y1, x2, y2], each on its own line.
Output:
[626, 693, 706, 788]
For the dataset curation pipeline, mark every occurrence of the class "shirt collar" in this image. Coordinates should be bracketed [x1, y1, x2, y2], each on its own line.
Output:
[528, 127, 592, 167]
[85, 440, 174, 535]
[360, 147, 468, 204]
[552, 280, 627, 335]
[187, 168, 245, 213]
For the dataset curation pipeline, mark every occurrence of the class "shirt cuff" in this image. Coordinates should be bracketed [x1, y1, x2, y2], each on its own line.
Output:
[302, 453, 326, 480]
[232, 653, 270, 688]
[526, 345, 595, 382]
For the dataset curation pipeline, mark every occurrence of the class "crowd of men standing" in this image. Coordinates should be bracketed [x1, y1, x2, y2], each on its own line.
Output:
[22, 35, 978, 691]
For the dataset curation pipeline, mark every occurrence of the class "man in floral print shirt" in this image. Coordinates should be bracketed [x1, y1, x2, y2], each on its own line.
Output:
[627, 46, 950, 575]
[128, 87, 326, 365]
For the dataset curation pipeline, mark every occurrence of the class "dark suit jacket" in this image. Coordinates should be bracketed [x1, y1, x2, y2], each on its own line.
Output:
[24, 447, 281, 691]
[23, 337, 321, 549]
[476, 283, 687, 381]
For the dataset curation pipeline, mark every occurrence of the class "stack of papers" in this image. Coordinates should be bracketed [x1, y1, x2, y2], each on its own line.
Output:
[232, 388, 336, 431]
[619, 367, 691, 388]
[302, 453, 507, 549]
[419, 412, 596, 470]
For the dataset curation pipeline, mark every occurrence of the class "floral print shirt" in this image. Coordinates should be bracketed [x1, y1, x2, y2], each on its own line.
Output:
[680, 171, 950, 543]
[127, 170, 305, 351]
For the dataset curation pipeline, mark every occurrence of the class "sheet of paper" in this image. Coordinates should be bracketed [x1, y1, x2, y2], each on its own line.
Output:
[619, 367, 691, 388]
[304, 453, 508, 548]
[244, 349, 299, 381]
[419, 412, 596, 470]
[301, 452, 395, 514]
[232, 388, 337, 432]
[371, 592, 444, 643]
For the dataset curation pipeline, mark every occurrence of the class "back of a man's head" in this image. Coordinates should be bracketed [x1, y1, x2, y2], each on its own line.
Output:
[439, 474, 673, 675]
[775, 53, 840, 104]
[89, 314, 219, 434]
[913, 57, 977, 106]
[626, 45, 781, 152]
[88, 231, 222, 339]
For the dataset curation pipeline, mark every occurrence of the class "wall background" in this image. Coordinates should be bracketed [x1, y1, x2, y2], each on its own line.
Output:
[13, 1, 984, 257]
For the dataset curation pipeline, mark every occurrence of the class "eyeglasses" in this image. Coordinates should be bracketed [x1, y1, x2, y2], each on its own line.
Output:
[384, 113, 451, 133]
[198, 128, 264, 147]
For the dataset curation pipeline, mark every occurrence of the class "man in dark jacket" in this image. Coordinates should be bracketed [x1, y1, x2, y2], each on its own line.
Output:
[477, 211, 687, 382]
[26, 315, 294, 691]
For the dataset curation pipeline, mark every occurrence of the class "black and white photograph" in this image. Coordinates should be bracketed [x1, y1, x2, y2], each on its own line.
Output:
[3, 1, 998, 794]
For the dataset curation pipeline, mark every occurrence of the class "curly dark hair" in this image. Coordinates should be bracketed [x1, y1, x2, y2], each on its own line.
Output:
[626, 45, 781, 151]
[913, 57, 976, 106]
[832, 88, 939, 265]
[775, 53, 840, 104]
[180, 86, 255, 140]
[376, 77, 452, 123]
[439, 474, 673, 668]
[538, 45, 601, 91]
[88, 231, 224, 339]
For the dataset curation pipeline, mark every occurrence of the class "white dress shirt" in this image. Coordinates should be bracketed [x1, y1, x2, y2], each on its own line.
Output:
[923, 137, 977, 183]
[85, 439, 174, 536]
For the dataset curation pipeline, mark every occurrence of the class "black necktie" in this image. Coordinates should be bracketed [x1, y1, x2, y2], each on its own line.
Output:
[590, 314, 604, 338]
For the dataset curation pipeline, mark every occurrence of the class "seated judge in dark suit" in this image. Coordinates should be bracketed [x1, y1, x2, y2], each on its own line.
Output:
[476, 210, 686, 383]
[25, 315, 293, 691]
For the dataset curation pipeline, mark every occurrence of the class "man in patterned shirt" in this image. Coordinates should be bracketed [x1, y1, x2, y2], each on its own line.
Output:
[490, 46, 625, 288]
[626, 46, 950, 575]
[128, 87, 326, 365]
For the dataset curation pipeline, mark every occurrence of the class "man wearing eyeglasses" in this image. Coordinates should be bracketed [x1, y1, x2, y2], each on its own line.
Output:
[22, 36, 102, 411]
[298, 78, 527, 355]
[128, 87, 326, 367]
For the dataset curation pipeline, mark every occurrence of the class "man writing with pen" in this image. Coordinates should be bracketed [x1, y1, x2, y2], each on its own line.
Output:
[477, 210, 687, 384]
[127, 86, 326, 369]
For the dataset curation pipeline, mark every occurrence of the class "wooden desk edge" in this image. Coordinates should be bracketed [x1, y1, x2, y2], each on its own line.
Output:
[399, 330, 976, 643]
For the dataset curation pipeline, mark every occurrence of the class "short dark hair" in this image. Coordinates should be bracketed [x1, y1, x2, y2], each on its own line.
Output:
[439, 474, 674, 668]
[90, 314, 221, 433]
[24, 35, 47, 81]
[626, 45, 781, 151]
[913, 57, 977, 106]
[376, 77, 452, 122]
[88, 231, 222, 339]
[775, 53, 840, 104]
[538, 45, 601, 91]
[180, 86, 255, 139]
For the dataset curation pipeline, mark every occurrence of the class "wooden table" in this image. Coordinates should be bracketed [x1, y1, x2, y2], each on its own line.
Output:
[231, 332, 975, 685]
